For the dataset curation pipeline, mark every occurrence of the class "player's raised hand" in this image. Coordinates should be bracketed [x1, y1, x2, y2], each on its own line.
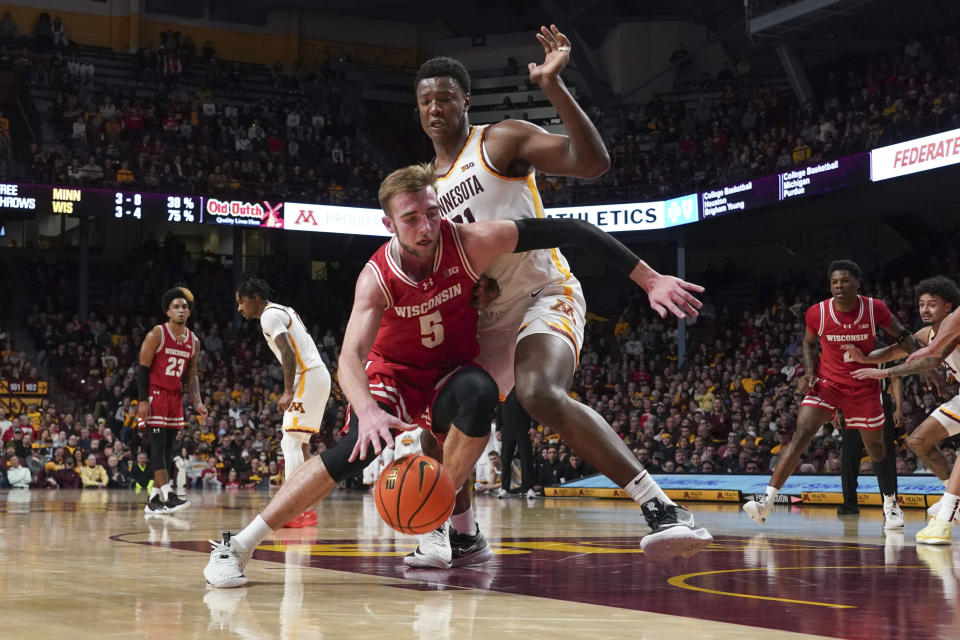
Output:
[840, 344, 868, 363]
[641, 273, 704, 320]
[851, 367, 887, 380]
[349, 408, 418, 462]
[529, 25, 571, 85]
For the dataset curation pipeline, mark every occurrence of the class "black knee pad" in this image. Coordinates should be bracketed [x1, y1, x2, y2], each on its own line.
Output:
[433, 366, 499, 439]
[320, 403, 389, 483]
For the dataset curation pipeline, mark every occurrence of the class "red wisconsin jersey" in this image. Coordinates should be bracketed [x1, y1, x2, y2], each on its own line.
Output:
[148, 323, 197, 392]
[365, 218, 480, 371]
[806, 295, 891, 385]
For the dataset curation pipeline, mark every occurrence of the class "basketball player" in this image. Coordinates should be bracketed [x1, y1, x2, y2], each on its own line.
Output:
[235, 275, 332, 528]
[204, 164, 709, 588]
[849, 276, 960, 542]
[744, 260, 922, 529]
[415, 27, 703, 540]
[844, 276, 960, 522]
[138, 287, 206, 514]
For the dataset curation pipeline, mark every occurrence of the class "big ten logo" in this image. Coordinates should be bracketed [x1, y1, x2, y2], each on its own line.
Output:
[288, 402, 305, 413]
[442, 266, 460, 279]
[385, 468, 399, 490]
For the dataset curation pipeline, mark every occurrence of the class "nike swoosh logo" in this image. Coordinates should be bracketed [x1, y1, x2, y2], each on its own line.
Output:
[418, 460, 433, 492]
[530, 286, 546, 297]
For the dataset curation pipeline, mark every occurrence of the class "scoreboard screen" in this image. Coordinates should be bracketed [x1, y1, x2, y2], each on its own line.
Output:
[0, 183, 203, 224]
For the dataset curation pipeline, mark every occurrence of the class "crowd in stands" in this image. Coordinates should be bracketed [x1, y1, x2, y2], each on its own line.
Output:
[2, 13, 959, 209]
[3, 235, 959, 492]
[1, 14, 391, 206]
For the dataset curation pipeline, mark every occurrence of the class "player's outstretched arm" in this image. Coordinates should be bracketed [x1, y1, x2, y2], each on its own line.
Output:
[841, 328, 919, 365]
[136, 326, 161, 422]
[458, 217, 703, 319]
[340, 267, 418, 462]
[484, 25, 609, 180]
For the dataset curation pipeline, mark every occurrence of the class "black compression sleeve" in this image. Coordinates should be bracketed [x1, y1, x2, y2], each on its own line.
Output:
[137, 364, 151, 401]
[513, 217, 639, 275]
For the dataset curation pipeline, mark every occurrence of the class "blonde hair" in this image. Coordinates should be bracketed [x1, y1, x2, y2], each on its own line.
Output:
[378, 163, 437, 216]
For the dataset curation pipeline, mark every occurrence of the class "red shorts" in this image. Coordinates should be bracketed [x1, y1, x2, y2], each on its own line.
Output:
[801, 377, 884, 430]
[344, 358, 469, 440]
[146, 387, 184, 430]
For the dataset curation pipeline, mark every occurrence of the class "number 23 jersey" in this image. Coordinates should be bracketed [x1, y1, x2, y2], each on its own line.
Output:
[365, 218, 480, 377]
[148, 322, 197, 392]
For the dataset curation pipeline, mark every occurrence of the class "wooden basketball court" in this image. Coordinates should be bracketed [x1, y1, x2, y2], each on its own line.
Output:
[1, 488, 954, 639]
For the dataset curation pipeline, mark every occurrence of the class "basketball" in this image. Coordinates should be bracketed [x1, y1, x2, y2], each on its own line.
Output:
[374, 454, 456, 535]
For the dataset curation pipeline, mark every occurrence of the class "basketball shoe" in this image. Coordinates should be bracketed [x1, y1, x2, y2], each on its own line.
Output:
[882, 500, 905, 530]
[404, 522, 452, 569]
[450, 523, 493, 567]
[165, 493, 191, 514]
[916, 519, 953, 545]
[144, 494, 167, 515]
[639, 498, 713, 560]
[283, 514, 306, 528]
[301, 508, 317, 526]
[204, 532, 252, 588]
[926, 498, 960, 524]
[743, 497, 774, 525]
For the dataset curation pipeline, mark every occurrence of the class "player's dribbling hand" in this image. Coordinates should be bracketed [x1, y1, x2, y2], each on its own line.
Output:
[278, 390, 294, 412]
[529, 25, 571, 85]
[851, 368, 886, 380]
[349, 409, 417, 462]
[642, 274, 704, 320]
[840, 344, 868, 363]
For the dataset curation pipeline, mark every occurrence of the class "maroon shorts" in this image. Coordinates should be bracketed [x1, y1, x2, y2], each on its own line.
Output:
[146, 387, 185, 430]
[801, 377, 884, 430]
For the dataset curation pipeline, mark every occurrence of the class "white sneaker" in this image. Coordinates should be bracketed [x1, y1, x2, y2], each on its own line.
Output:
[496, 489, 509, 499]
[743, 498, 774, 525]
[204, 532, 252, 588]
[883, 500, 905, 530]
[404, 522, 452, 569]
[525, 489, 537, 499]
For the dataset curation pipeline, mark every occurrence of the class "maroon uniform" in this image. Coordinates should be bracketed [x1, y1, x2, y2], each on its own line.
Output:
[358, 218, 480, 431]
[802, 295, 892, 429]
[146, 323, 197, 430]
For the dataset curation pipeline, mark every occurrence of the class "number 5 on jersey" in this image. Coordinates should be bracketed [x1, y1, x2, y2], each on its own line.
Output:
[419, 311, 444, 348]
[164, 356, 186, 377]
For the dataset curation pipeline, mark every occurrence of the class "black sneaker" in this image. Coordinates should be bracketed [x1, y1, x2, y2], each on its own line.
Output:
[144, 494, 167, 515]
[836, 503, 860, 515]
[450, 523, 493, 567]
[639, 498, 712, 560]
[165, 493, 192, 514]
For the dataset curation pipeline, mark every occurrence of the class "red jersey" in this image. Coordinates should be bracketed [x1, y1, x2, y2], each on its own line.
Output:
[148, 323, 197, 392]
[805, 295, 891, 386]
[365, 218, 480, 373]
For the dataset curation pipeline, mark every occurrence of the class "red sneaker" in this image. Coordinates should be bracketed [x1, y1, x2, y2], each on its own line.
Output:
[301, 508, 317, 526]
[283, 514, 306, 528]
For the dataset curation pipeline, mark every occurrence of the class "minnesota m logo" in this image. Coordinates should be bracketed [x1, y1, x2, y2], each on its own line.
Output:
[289, 402, 305, 413]
[550, 300, 575, 318]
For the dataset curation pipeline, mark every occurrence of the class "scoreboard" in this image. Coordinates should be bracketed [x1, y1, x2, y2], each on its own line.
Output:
[0, 183, 203, 224]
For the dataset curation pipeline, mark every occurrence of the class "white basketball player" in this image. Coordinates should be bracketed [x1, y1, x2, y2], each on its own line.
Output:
[235, 274, 331, 528]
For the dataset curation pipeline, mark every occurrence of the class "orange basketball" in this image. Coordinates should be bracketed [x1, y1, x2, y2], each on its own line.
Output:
[374, 454, 456, 535]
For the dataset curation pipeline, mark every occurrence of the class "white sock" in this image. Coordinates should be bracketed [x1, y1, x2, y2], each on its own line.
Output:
[232, 514, 273, 552]
[765, 486, 779, 502]
[159, 483, 172, 501]
[936, 492, 959, 523]
[450, 506, 474, 533]
[625, 470, 675, 506]
[281, 433, 306, 480]
[150, 486, 161, 500]
[883, 493, 897, 505]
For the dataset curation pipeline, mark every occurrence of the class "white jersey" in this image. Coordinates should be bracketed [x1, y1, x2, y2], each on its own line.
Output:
[260, 303, 324, 373]
[434, 124, 582, 332]
[929, 327, 960, 379]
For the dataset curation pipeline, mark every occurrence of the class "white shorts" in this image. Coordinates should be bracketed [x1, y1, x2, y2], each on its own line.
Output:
[932, 394, 960, 436]
[282, 366, 331, 436]
[476, 282, 586, 396]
